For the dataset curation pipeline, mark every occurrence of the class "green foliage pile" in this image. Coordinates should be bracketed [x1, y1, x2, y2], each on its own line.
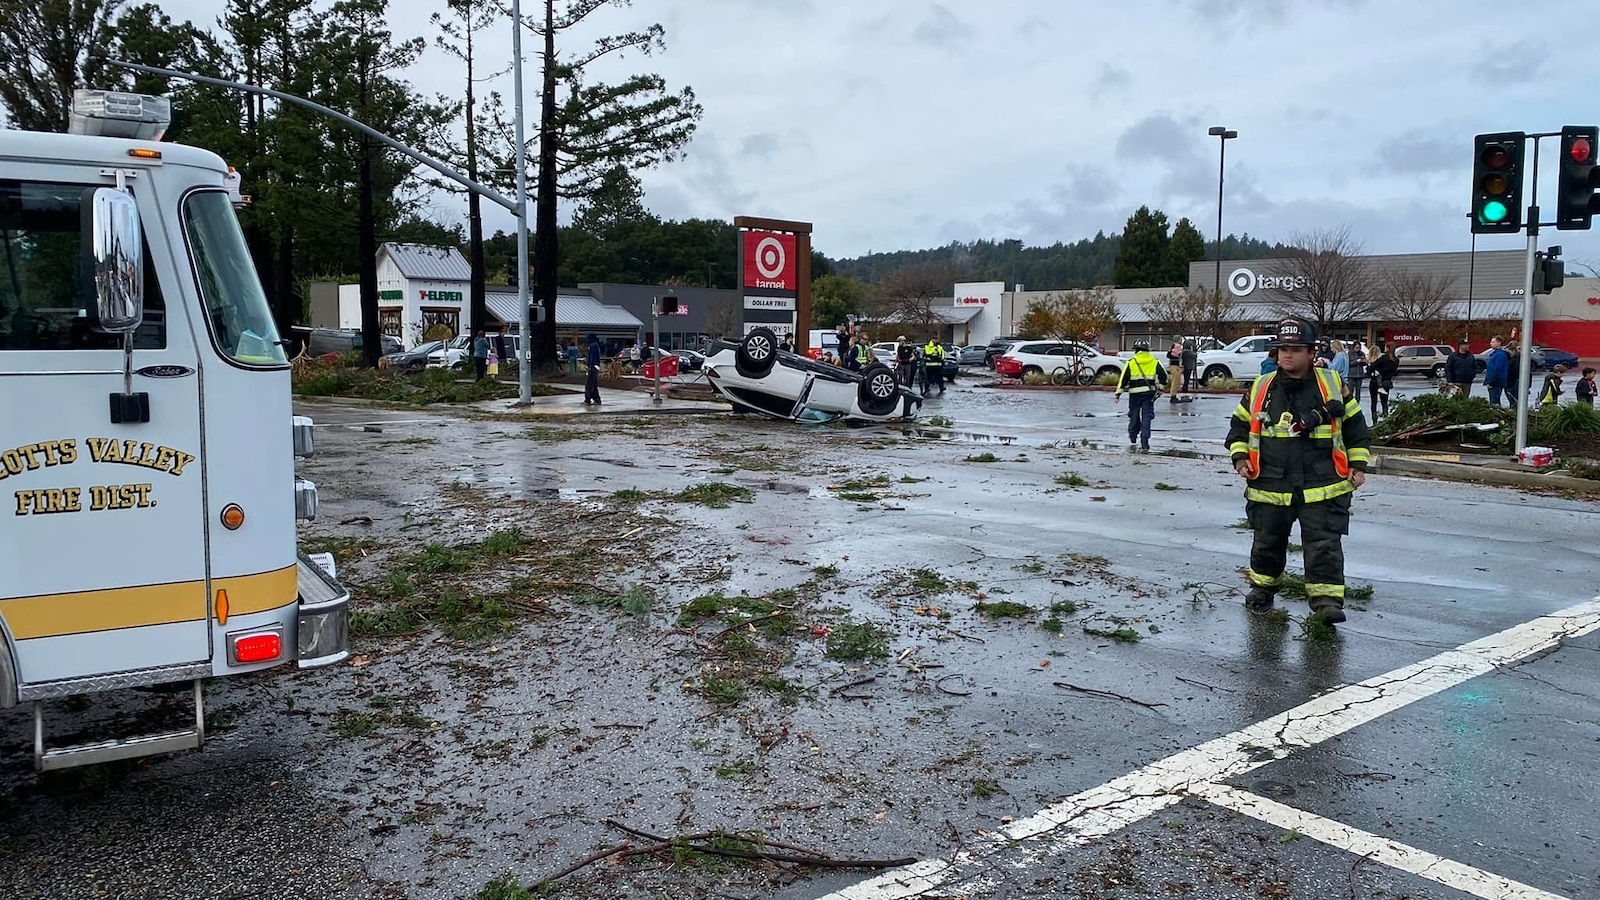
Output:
[292, 358, 549, 405]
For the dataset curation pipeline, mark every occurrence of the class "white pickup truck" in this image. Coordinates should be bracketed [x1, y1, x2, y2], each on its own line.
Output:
[1196, 334, 1275, 383]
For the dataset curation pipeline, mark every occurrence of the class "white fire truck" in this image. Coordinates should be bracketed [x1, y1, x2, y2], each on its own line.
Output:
[0, 90, 349, 770]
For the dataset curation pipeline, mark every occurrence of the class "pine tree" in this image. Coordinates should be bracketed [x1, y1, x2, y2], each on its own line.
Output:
[1114, 206, 1171, 288]
[1164, 217, 1207, 287]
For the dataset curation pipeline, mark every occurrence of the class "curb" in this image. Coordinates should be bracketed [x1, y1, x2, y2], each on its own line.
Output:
[1371, 454, 1600, 494]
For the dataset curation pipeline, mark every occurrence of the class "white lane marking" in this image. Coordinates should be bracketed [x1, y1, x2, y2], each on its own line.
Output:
[1193, 783, 1567, 900]
[817, 597, 1600, 900]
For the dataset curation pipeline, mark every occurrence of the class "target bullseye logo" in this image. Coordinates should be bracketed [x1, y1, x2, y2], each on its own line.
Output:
[1228, 267, 1257, 297]
[755, 237, 785, 280]
[743, 230, 797, 290]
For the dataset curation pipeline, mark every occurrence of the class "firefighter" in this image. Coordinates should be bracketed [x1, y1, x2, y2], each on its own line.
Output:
[1113, 340, 1167, 450]
[1226, 317, 1371, 625]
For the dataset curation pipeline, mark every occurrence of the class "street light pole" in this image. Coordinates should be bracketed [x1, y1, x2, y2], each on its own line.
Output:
[510, 0, 533, 406]
[1208, 126, 1237, 339]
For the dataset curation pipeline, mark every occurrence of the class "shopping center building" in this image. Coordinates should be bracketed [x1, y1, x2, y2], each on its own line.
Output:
[951, 249, 1599, 354]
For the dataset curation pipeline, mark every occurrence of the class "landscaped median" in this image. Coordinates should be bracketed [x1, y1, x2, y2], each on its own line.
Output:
[291, 355, 559, 405]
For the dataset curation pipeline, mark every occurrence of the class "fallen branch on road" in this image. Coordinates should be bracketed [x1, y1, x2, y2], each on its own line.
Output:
[602, 819, 918, 869]
[1053, 681, 1167, 709]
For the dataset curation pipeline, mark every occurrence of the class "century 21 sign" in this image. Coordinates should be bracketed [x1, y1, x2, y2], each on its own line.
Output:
[742, 231, 797, 292]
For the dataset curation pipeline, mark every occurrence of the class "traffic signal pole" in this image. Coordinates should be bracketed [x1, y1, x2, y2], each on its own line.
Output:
[1515, 203, 1538, 454]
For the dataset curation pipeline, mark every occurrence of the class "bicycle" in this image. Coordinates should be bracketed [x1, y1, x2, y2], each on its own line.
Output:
[1050, 359, 1094, 386]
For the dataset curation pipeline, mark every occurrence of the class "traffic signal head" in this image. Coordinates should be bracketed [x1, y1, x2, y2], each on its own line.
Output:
[1556, 125, 1600, 231]
[1471, 131, 1525, 234]
[660, 295, 679, 314]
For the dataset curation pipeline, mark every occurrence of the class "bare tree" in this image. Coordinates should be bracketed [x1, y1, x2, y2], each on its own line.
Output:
[868, 262, 966, 340]
[1139, 286, 1237, 342]
[1269, 227, 1378, 331]
[702, 294, 740, 341]
[1376, 269, 1456, 342]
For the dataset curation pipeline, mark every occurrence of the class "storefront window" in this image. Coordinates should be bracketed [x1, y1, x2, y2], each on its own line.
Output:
[183, 190, 285, 366]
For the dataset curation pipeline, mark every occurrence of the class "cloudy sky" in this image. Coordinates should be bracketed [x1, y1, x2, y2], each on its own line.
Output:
[160, 0, 1600, 266]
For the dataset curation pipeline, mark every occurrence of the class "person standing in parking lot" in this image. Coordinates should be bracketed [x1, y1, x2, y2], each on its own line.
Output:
[1114, 340, 1167, 451]
[1227, 318, 1371, 627]
[1370, 344, 1398, 418]
[1182, 340, 1197, 394]
[896, 336, 916, 386]
[471, 329, 490, 381]
[1444, 340, 1477, 398]
[584, 332, 602, 405]
[1483, 336, 1510, 407]
[922, 338, 946, 395]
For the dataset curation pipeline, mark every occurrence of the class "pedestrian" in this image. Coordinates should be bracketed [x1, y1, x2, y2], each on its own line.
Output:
[896, 335, 916, 386]
[779, 333, 793, 353]
[1315, 340, 1334, 367]
[584, 332, 602, 405]
[1444, 339, 1477, 399]
[1114, 339, 1167, 451]
[853, 335, 872, 372]
[1182, 339, 1197, 394]
[1370, 344, 1398, 418]
[922, 336, 946, 395]
[566, 339, 580, 375]
[1329, 339, 1349, 383]
[1539, 364, 1567, 407]
[1227, 317, 1371, 626]
[471, 328, 490, 381]
[1506, 341, 1523, 410]
[1347, 341, 1368, 406]
[1578, 367, 1597, 407]
[1483, 335, 1510, 407]
[1167, 340, 1184, 404]
[1260, 348, 1279, 377]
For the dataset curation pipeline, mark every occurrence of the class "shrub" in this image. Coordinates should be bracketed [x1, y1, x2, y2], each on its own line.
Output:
[1533, 402, 1600, 439]
[1204, 375, 1240, 391]
[1096, 371, 1121, 387]
[1022, 371, 1050, 385]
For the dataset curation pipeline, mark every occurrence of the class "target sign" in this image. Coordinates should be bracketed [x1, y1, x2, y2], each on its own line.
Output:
[1227, 267, 1257, 297]
[743, 230, 797, 291]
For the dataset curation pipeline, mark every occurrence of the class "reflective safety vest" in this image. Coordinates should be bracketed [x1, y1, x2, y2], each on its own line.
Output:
[1241, 368, 1350, 480]
[924, 341, 944, 362]
[1120, 352, 1161, 393]
[855, 343, 871, 365]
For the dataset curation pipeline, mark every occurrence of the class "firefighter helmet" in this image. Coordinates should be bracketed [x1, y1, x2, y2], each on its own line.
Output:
[1268, 317, 1318, 349]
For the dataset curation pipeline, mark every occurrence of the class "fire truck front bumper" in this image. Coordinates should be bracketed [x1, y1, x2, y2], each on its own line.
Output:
[295, 550, 350, 668]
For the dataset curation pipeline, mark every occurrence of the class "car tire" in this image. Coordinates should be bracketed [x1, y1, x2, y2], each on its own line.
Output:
[858, 363, 900, 417]
[1429, 363, 1445, 379]
[1203, 364, 1231, 383]
[735, 327, 778, 378]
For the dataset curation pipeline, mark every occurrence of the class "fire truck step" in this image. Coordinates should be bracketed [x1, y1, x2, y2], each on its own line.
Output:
[33, 679, 205, 772]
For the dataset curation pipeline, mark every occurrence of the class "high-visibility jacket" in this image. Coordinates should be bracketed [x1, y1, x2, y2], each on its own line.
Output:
[1116, 351, 1167, 395]
[1225, 368, 1372, 506]
[855, 343, 871, 365]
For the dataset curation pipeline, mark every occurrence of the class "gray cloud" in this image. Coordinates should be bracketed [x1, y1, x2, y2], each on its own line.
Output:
[913, 3, 969, 48]
[738, 132, 781, 161]
[1017, 14, 1051, 37]
[1116, 113, 1203, 164]
[1470, 39, 1544, 85]
[1091, 63, 1133, 95]
[1380, 133, 1459, 176]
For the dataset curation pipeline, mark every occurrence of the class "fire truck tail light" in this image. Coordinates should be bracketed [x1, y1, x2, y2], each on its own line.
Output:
[232, 632, 282, 664]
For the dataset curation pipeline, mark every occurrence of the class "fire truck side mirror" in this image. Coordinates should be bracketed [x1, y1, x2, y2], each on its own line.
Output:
[83, 187, 144, 334]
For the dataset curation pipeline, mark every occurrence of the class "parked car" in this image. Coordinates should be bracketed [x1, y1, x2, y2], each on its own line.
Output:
[427, 334, 472, 369]
[996, 340, 1123, 384]
[1392, 344, 1455, 378]
[957, 345, 987, 366]
[304, 327, 402, 358]
[703, 327, 922, 424]
[983, 336, 1022, 368]
[382, 340, 445, 372]
[1532, 345, 1580, 370]
[1195, 334, 1275, 382]
[672, 349, 706, 371]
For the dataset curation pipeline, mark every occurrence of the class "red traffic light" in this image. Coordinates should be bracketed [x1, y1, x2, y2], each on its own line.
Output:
[1482, 145, 1509, 168]
[1571, 138, 1593, 163]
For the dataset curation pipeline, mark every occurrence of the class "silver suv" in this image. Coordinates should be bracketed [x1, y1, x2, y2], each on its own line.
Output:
[1392, 344, 1454, 378]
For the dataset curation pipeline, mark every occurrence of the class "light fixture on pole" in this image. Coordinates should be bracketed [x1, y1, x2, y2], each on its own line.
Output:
[1208, 126, 1238, 339]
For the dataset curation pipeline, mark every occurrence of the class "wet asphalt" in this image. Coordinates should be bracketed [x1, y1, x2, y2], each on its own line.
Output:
[0, 378, 1596, 900]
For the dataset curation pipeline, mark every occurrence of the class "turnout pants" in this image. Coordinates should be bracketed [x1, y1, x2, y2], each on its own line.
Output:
[1127, 392, 1155, 446]
[1245, 491, 1351, 609]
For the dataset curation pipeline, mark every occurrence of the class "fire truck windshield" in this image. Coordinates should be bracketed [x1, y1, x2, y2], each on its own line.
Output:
[183, 189, 285, 366]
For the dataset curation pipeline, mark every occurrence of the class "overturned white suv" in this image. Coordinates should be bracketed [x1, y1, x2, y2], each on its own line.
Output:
[704, 327, 923, 424]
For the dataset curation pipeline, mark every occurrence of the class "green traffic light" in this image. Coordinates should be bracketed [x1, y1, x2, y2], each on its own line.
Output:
[1479, 200, 1509, 224]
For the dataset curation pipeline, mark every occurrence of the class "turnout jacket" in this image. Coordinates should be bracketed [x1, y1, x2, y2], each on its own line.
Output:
[1226, 369, 1371, 504]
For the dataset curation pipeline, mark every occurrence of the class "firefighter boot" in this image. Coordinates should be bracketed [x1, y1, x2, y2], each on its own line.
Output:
[1244, 587, 1277, 616]
[1308, 603, 1346, 626]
